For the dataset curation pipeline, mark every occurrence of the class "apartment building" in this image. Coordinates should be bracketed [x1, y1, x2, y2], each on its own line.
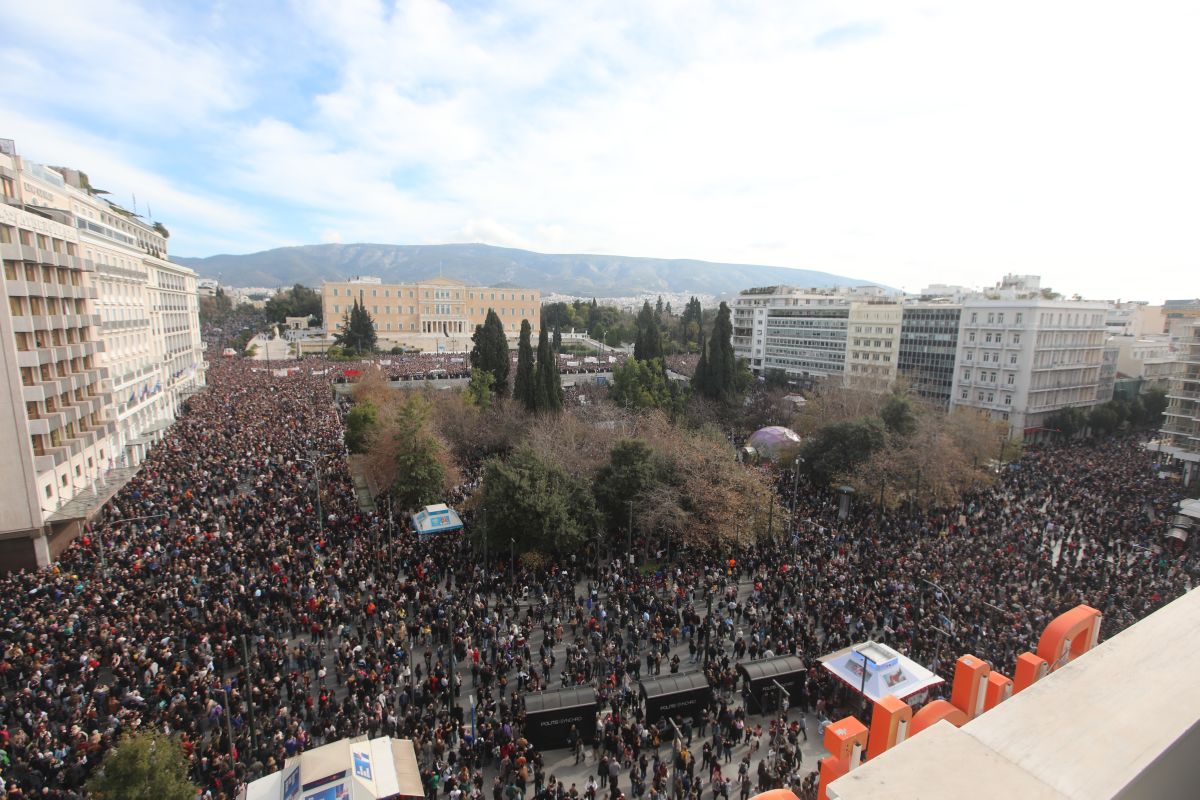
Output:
[950, 299, 1109, 437]
[322, 276, 540, 352]
[1160, 320, 1200, 485]
[0, 139, 204, 570]
[897, 304, 962, 409]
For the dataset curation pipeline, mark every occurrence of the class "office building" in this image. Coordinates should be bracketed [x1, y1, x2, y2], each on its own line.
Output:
[732, 286, 851, 384]
[897, 304, 962, 409]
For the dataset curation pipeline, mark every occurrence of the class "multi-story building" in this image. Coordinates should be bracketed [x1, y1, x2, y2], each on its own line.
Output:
[732, 286, 851, 384]
[322, 276, 540, 352]
[950, 299, 1109, 438]
[897, 304, 962, 409]
[844, 303, 903, 390]
[1112, 335, 1175, 393]
[0, 139, 204, 570]
[1160, 320, 1200, 485]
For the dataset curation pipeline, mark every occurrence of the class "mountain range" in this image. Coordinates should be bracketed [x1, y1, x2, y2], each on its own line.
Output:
[172, 243, 883, 297]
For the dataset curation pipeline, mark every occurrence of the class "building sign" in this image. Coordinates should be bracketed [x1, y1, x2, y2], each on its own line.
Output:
[281, 764, 301, 800]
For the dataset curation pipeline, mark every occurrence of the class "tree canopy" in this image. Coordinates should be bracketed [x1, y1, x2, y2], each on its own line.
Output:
[333, 299, 377, 354]
[86, 730, 198, 800]
[800, 417, 887, 486]
[611, 357, 674, 412]
[478, 445, 598, 555]
[265, 283, 323, 324]
[470, 309, 510, 395]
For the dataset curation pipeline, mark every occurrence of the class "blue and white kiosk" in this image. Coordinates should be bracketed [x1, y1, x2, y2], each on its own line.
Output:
[410, 503, 464, 536]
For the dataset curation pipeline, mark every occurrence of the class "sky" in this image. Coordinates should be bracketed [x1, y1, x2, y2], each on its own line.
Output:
[2, 0, 1198, 302]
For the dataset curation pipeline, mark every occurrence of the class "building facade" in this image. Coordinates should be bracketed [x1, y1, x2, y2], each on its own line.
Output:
[844, 303, 903, 390]
[950, 299, 1109, 437]
[897, 304, 962, 409]
[322, 277, 540, 352]
[732, 286, 850, 383]
[1160, 320, 1200, 484]
[0, 140, 205, 570]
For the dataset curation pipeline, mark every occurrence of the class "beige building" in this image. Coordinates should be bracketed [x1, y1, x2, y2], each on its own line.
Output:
[845, 302, 902, 390]
[323, 276, 540, 352]
[0, 139, 204, 571]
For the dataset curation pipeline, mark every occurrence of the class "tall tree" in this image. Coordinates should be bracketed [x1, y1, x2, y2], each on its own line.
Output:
[86, 730, 198, 800]
[611, 358, 672, 411]
[533, 326, 564, 413]
[334, 300, 377, 354]
[692, 302, 736, 403]
[552, 325, 563, 351]
[634, 300, 664, 363]
[478, 445, 598, 555]
[513, 319, 536, 411]
[390, 395, 448, 510]
[470, 309, 511, 395]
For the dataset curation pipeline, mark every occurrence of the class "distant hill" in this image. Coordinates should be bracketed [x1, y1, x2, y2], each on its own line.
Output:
[172, 242, 884, 297]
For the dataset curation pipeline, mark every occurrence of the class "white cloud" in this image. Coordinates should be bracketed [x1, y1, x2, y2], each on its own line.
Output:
[3, 0, 1198, 299]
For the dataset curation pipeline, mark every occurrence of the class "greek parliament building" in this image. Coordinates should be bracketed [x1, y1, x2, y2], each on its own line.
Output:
[0, 138, 205, 571]
[322, 276, 540, 352]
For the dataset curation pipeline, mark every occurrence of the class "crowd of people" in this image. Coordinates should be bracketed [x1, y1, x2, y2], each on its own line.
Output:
[0, 344, 1194, 800]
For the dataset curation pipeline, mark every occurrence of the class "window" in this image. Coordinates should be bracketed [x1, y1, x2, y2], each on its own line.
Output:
[1004, 394, 1012, 405]
[1016, 313, 1023, 324]
[332, 288, 338, 296]
[1007, 373, 1015, 385]
[1012, 333, 1021, 344]
[961, 389, 969, 399]
[968, 332, 976, 342]
[998, 313, 1005, 324]
[1009, 353, 1017, 364]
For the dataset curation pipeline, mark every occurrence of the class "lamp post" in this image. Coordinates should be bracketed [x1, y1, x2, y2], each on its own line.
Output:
[626, 500, 634, 564]
[788, 456, 803, 539]
[295, 455, 324, 540]
[212, 684, 239, 768]
[92, 513, 165, 580]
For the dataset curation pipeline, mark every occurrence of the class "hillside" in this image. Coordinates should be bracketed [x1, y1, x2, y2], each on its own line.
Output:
[173, 242, 884, 297]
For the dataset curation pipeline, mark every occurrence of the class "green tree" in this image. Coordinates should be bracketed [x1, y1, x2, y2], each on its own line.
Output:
[513, 319, 536, 411]
[344, 400, 378, 453]
[533, 326, 564, 413]
[1045, 407, 1087, 439]
[880, 394, 919, 437]
[692, 302, 737, 403]
[470, 309, 511, 395]
[594, 439, 662, 534]
[334, 300, 377, 354]
[1141, 387, 1168, 427]
[479, 445, 598, 555]
[265, 283, 323, 324]
[1087, 403, 1121, 436]
[465, 367, 494, 410]
[86, 730, 198, 800]
[611, 358, 672, 411]
[763, 368, 791, 390]
[800, 417, 887, 486]
[553, 325, 563, 351]
[634, 301, 664, 363]
[390, 395, 447, 510]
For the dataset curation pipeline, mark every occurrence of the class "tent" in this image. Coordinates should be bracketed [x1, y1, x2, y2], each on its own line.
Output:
[240, 736, 423, 800]
[410, 504, 464, 535]
[640, 672, 714, 727]
[522, 686, 598, 750]
[736, 655, 807, 714]
[818, 641, 943, 703]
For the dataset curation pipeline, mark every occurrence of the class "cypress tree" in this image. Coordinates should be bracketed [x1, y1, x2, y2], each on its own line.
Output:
[470, 309, 510, 395]
[513, 319, 536, 411]
[533, 326, 563, 413]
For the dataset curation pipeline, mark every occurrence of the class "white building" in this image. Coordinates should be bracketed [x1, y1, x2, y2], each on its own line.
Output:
[950, 299, 1110, 438]
[845, 303, 903, 390]
[0, 140, 204, 570]
[732, 286, 851, 383]
[1159, 320, 1200, 485]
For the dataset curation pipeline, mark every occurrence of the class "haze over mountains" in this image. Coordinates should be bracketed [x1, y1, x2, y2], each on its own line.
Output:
[173, 243, 883, 297]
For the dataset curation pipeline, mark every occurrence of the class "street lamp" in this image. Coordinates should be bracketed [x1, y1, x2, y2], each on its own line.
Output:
[295, 455, 324, 540]
[626, 500, 634, 564]
[788, 456, 803, 539]
[90, 513, 166, 579]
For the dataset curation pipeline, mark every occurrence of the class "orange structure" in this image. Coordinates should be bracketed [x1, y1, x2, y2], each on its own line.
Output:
[817, 604, 1103, 800]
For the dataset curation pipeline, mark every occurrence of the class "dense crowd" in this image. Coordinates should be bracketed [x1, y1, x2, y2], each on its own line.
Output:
[0, 349, 1193, 800]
